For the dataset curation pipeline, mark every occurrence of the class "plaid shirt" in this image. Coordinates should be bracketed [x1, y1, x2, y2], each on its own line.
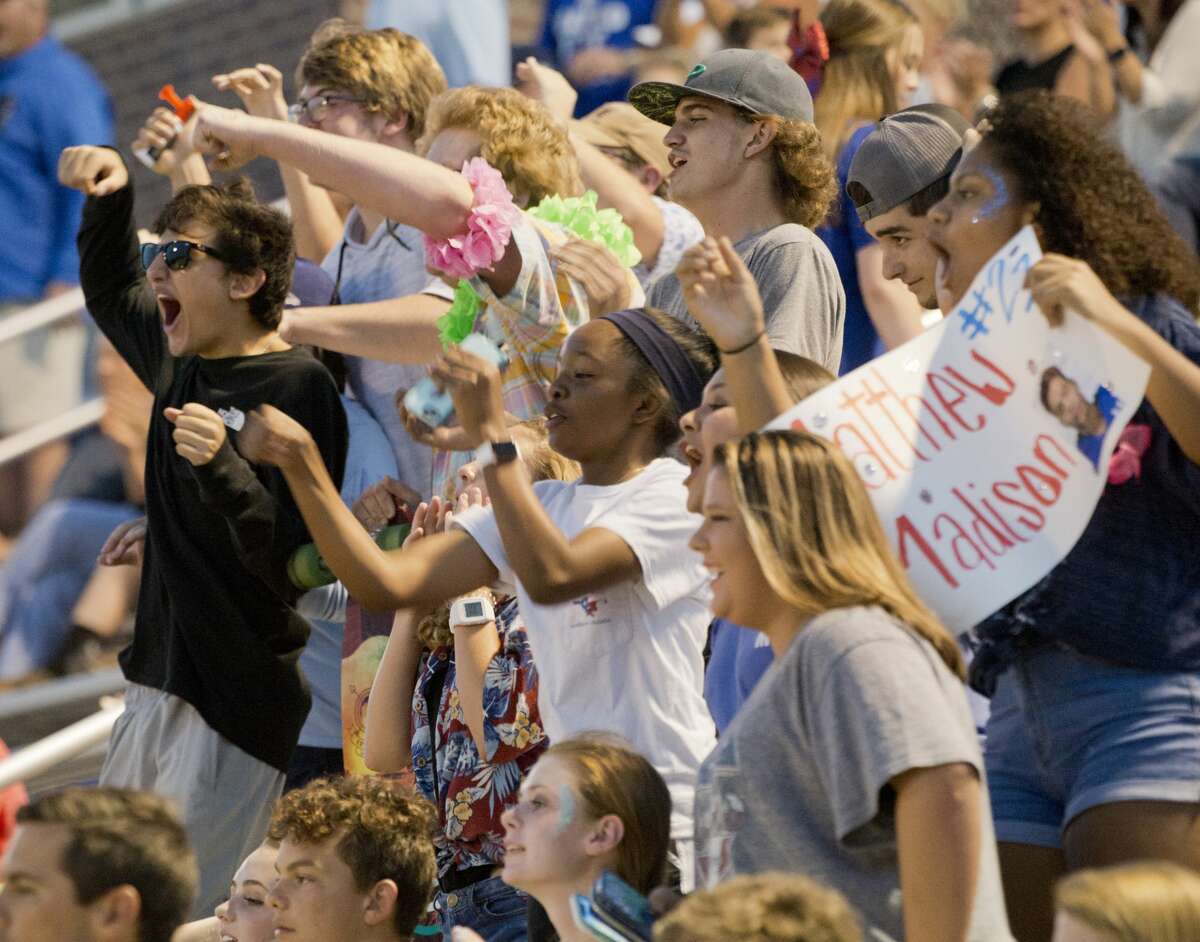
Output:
[432, 212, 643, 496]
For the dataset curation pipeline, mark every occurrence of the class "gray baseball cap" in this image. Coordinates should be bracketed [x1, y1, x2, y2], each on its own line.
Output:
[628, 48, 814, 126]
[847, 104, 971, 223]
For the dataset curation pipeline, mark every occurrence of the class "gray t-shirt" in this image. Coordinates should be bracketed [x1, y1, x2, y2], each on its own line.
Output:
[320, 208, 440, 497]
[647, 223, 845, 374]
[694, 606, 1012, 942]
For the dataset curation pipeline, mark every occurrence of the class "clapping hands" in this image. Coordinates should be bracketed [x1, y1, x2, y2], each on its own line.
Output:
[402, 488, 489, 549]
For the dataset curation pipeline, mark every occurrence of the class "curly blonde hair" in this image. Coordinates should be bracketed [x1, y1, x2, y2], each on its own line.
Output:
[419, 86, 584, 207]
[298, 19, 447, 140]
[737, 112, 838, 229]
[654, 872, 862, 942]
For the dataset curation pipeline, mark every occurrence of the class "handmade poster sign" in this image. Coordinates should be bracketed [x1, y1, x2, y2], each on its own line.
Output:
[768, 227, 1151, 631]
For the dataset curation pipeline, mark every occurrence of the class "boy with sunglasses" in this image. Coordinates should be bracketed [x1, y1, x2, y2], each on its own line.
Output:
[56, 144, 348, 919]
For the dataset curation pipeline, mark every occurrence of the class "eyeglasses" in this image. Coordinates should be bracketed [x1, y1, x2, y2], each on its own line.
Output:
[140, 240, 229, 272]
[287, 94, 367, 123]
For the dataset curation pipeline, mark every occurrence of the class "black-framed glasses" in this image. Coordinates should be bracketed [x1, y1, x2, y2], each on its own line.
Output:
[288, 94, 367, 123]
[140, 240, 229, 272]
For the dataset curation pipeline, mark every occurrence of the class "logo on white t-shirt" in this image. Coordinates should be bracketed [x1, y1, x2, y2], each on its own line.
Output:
[573, 595, 605, 618]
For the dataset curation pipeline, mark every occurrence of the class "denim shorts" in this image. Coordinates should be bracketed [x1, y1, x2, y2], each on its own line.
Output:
[985, 645, 1200, 848]
[436, 874, 528, 941]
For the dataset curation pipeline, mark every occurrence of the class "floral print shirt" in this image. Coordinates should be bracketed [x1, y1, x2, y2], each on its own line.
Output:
[410, 597, 548, 876]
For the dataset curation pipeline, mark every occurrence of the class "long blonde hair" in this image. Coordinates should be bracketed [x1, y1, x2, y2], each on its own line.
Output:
[815, 0, 919, 159]
[1056, 863, 1200, 942]
[717, 431, 963, 677]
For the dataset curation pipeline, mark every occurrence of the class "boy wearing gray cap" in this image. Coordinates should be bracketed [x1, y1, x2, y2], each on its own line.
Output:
[629, 48, 846, 375]
[846, 104, 970, 312]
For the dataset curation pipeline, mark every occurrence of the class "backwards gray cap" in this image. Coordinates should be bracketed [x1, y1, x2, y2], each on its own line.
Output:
[628, 48, 814, 126]
[847, 104, 971, 223]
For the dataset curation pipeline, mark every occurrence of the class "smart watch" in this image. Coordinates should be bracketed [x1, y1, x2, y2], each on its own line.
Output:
[449, 595, 496, 630]
[475, 439, 520, 469]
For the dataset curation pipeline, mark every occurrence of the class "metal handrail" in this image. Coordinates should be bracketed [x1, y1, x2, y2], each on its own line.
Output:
[0, 666, 124, 722]
[0, 701, 123, 791]
[0, 289, 101, 466]
[0, 398, 105, 467]
[0, 287, 85, 346]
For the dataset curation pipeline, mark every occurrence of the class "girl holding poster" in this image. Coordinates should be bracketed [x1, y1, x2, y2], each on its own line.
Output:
[927, 89, 1200, 942]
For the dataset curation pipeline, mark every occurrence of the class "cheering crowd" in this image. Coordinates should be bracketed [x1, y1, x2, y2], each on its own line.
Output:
[1, 0, 1199, 940]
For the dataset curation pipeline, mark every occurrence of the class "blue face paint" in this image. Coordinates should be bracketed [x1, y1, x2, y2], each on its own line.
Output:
[976, 166, 1010, 222]
[558, 785, 576, 831]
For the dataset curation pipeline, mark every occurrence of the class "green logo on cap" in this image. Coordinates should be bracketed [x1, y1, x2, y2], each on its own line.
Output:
[687, 64, 706, 80]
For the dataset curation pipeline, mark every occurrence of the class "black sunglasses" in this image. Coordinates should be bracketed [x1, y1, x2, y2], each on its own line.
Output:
[140, 240, 229, 272]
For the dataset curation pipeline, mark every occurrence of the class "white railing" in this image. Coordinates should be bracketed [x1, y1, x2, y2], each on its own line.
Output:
[0, 287, 103, 467]
[0, 701, 123, 791]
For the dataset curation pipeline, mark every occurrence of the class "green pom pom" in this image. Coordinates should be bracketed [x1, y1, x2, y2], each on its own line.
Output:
[437, 280, 482, 348]
[530, 190, 642, 268]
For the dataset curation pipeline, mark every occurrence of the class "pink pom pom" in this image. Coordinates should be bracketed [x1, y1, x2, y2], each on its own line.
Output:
[423, 158, 521, 281]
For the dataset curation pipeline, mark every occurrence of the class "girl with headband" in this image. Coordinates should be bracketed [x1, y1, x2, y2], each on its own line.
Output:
[237, 307, 719, 892]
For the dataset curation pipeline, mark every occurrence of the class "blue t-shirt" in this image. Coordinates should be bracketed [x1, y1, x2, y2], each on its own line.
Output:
[1076, 384, 1119, 469]
[0, 37, 113, 301]
[973, 294, 1200, 684]
[816, 123, 880, 375]
[540, 0, 657, 116]
[704, 619, 775, 735]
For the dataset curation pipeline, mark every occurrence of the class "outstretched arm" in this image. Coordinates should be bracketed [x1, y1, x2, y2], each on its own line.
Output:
[192, 102, 527, 295]
[237, 404, 499, 610]
[434, 350, 643, 605]
[212, 65, 345, 260]
[192, 103, 475, 240]
[278, 294, 449, 363]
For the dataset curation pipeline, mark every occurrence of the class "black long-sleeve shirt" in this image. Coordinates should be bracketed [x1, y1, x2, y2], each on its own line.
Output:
[78, 180, 348, 771]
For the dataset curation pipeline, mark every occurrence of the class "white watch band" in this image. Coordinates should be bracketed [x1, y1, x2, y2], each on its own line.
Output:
[449, 595, 496, 630]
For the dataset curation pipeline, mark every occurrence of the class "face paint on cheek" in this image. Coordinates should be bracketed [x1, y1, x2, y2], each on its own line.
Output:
[975, 168, 1010, 222]
[558, 785, 576, 831]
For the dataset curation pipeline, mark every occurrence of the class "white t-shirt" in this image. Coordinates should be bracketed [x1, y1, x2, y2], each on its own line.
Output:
[453, 458, 716, 840]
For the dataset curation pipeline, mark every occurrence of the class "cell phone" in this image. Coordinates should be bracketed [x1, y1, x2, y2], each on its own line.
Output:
[570, 894, 638, 942]
[402, 333, 508, 429]
[591, 871, 655, 942]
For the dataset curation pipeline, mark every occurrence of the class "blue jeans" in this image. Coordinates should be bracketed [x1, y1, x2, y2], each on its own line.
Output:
[0, 497, 138, 678]
[436, 874, 528, 941]
[985, 644, 1200, 848]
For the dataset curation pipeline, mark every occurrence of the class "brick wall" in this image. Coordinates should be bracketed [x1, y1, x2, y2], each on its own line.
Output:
[64, 0, 340, 227]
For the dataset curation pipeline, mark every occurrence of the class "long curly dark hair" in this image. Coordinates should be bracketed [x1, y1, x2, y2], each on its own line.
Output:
[981, 91, 1199, 316]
